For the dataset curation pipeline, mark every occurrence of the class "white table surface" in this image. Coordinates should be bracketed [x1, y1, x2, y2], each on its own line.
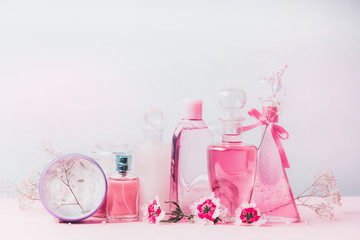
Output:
[1, 197, 359, 240]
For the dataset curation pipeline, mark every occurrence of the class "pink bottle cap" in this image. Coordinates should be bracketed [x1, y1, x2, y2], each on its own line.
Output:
[182, 99, 202, 120]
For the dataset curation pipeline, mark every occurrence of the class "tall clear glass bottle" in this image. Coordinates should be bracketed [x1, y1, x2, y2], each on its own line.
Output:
[170, 99, 210, 215]
[208, 89, 257, 218]
[133, 108, 171, 218]
[251, 97, 300, 222]
[107, 152, 140, 222]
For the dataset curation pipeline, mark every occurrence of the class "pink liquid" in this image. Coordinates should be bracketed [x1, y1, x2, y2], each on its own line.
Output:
[208, 142, 257, 217]
[92, 194, 107, 218]
[170, 120, 210, 215]
[251, 126, 300, 222]
[107, 175, 139, 221]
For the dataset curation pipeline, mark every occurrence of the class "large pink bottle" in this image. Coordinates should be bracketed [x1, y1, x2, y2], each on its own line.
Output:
[170, 99, 210, 215]
[251, 98, 300, 222]
[208, 89, 257, 218]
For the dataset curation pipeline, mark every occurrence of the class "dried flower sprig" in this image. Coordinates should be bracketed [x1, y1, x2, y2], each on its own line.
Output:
[52, 160, 85, 213]
[1, 172, 41, 209]
[0, 140, 61, 209]
[256, 65, 288, 150]
[295, 170, 341, 220]
[261, 64, 288, 108]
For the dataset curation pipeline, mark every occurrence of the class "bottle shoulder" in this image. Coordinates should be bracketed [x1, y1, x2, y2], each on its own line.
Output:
[109, 172, 139, 181]
[175, 119, 208, 131]
[208, 142, 257, 151]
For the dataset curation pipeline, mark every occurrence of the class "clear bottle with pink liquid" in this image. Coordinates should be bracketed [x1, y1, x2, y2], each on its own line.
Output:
[251, 97, 300, 222]
[208, 89, 257, 218]
[107, 153, 140, 222]
[170, 99, 210, 215]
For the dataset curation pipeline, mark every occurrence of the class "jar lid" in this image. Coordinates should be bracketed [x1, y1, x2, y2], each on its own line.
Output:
[39, 154, 107, 222]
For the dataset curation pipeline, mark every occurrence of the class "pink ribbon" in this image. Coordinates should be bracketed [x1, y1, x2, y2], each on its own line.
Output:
[243, 108, 290, 169]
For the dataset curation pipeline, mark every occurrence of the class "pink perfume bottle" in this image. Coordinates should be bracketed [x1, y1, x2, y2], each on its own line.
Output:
[107, 153, 140, 222]
[92, 143, 128, 218]
[170, 99, 210, 215]
[251, 97, 300, 222]
[208, 89, 257, 218]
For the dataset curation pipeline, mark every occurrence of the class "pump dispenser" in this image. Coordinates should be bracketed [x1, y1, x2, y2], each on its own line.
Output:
[133, 108, 171, 218]
[208, 89, 257, 218]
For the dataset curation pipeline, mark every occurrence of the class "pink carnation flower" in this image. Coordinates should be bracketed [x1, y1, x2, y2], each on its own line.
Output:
[197, 199, 217, 221]
[191, 192, 224, 225]
[235, 203, 266, 226]
[142, 197, 165, 224]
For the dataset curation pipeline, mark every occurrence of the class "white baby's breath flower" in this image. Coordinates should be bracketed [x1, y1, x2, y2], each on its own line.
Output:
[261, 65, 288, 107]
[329, 189, 342, 206]
[296, 170, 341, 220]
[1, 140, 60, 210]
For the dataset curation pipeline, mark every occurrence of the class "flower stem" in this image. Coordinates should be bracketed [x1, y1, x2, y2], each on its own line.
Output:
[56, 162, 85, 213]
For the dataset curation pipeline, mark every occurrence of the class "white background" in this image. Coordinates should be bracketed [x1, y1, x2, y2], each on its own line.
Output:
[0, 0, 359, 196]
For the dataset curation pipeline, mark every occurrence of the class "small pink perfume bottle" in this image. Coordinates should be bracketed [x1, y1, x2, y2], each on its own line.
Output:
[251, 97, 300, 222]
[107, 153, 140, 222]
[170, 99, 210, 215]
[92, 143, 128, 219]
[208, 89, 257, 218]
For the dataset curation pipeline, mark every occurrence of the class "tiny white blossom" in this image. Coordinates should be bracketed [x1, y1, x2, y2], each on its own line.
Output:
[295, 170, 341, 220]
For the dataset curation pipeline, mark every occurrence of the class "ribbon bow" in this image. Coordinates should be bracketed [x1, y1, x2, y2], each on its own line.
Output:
[243, 108, 290, 168]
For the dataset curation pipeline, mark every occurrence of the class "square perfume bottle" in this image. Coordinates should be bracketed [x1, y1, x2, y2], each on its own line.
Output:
[107, 153, 140, 222]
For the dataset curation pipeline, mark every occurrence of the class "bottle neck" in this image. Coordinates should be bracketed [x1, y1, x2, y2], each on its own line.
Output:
[181, 118, 202, 121]
[112, 170, 137, 180]
[222, 119, 243, 143]
[143, 129, 163, 142]
[262, 106, 278, 123]
[117, 170, 129, 176]
[180, 119, 208, 130]
[144, 133, 162, 142]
